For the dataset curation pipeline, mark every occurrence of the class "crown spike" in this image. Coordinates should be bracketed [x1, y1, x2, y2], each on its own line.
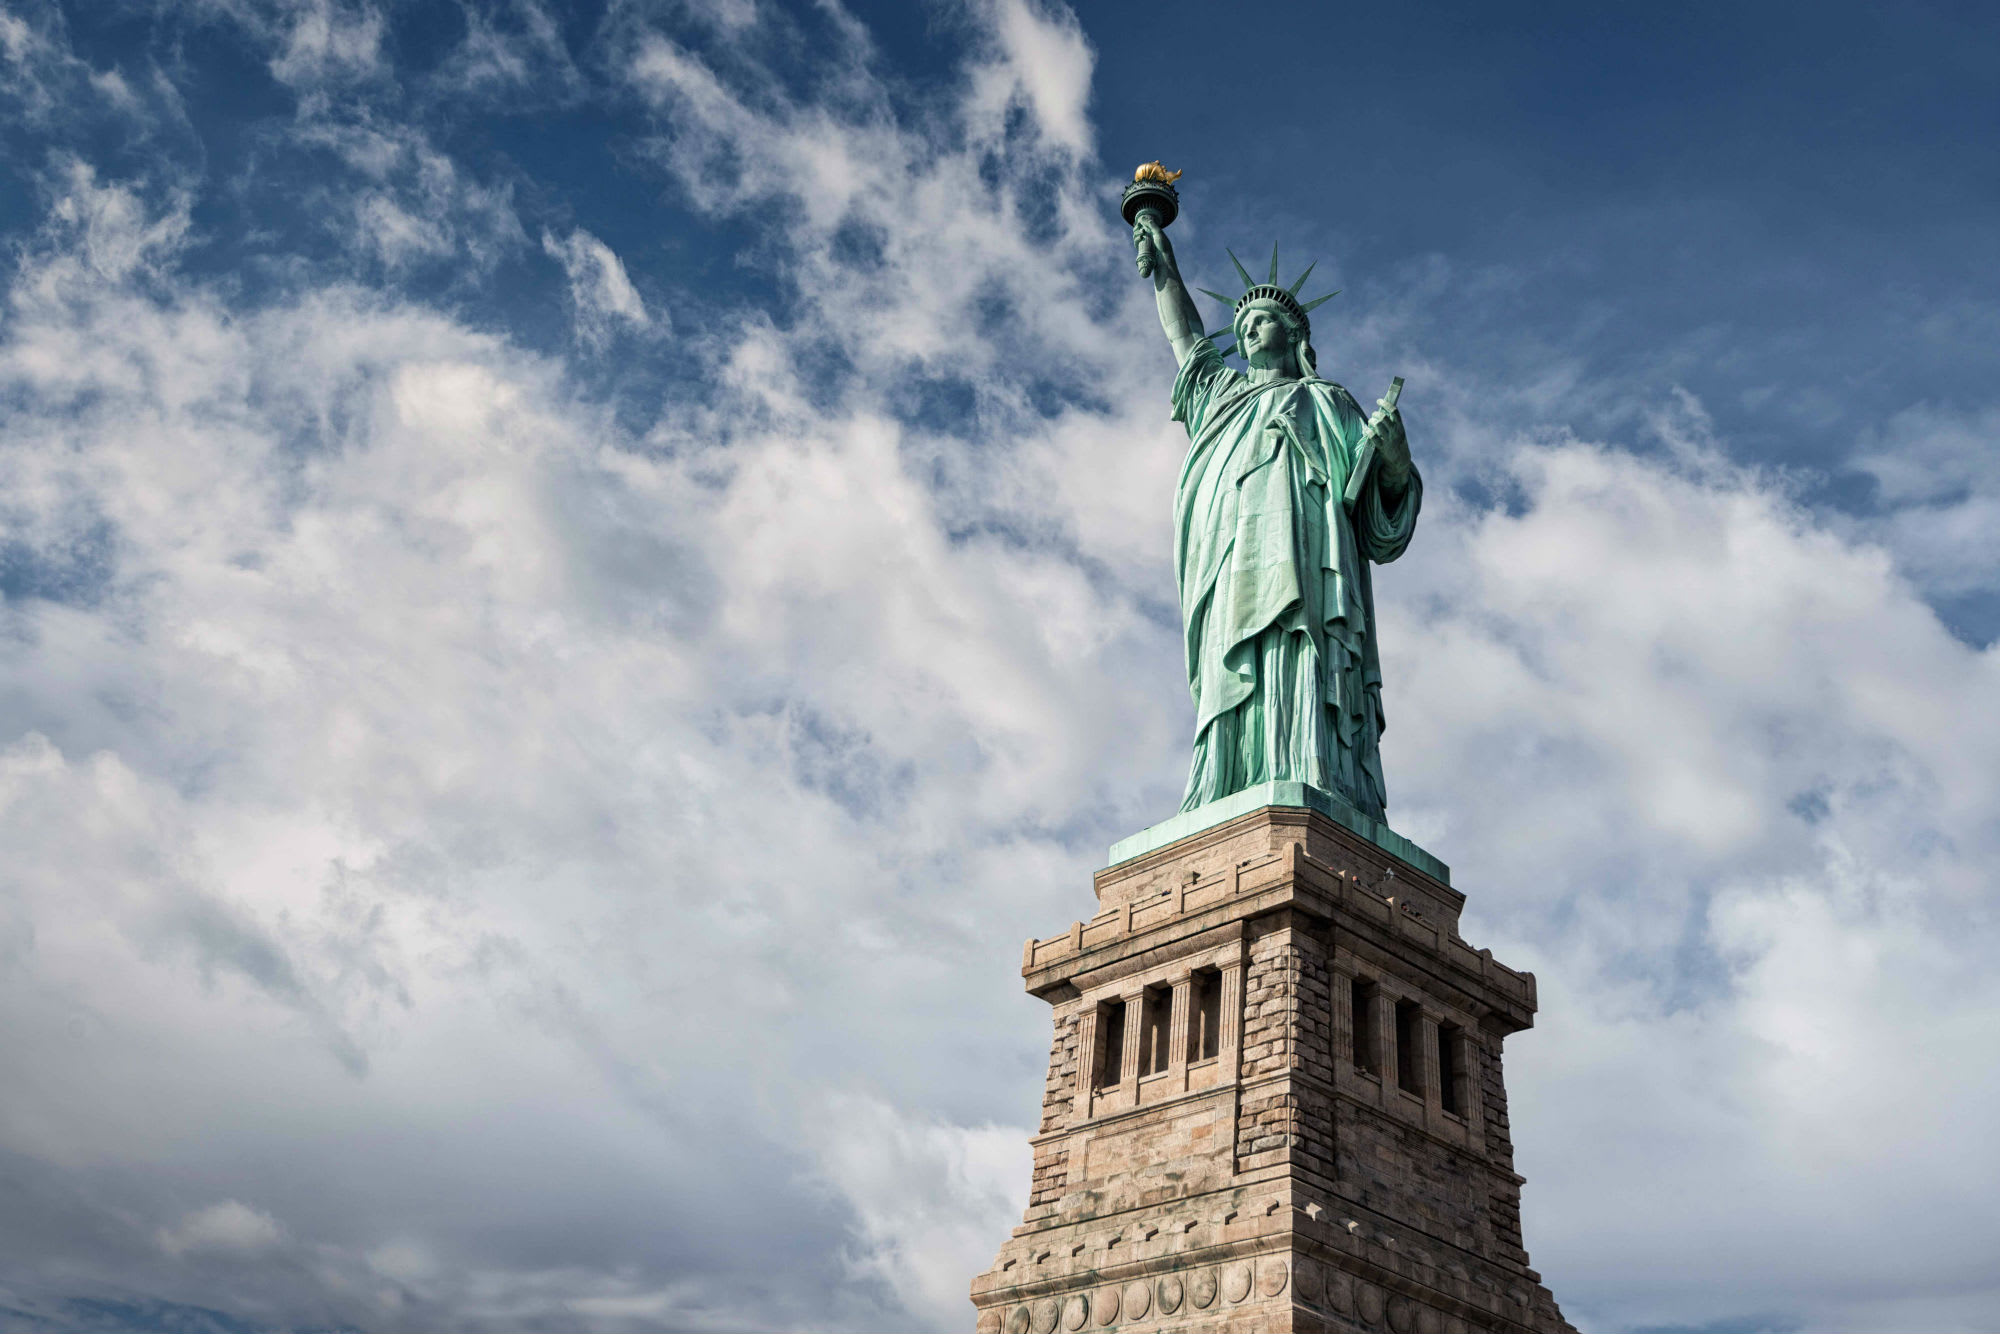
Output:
[1225, 248, 1255, 289]
[1268, 243, 1280, 285]
[1300, 289, 1342, 313]
[1286, 261, 1317, 296]
[1197, 288, 1236, 306]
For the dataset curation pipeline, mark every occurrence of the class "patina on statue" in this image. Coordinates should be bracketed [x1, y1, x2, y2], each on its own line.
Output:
[1125, 165, 1421, 821]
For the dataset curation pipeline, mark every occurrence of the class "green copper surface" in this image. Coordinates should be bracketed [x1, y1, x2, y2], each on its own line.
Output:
[1127, 175, 1423, 833]
[1104, 780, 1450, 884]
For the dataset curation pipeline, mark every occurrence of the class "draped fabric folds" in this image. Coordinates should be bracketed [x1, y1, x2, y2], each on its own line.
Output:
[1169, 337, 1422, 818]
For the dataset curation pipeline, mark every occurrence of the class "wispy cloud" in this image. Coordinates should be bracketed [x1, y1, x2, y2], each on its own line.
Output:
[542, 226, 652, 345]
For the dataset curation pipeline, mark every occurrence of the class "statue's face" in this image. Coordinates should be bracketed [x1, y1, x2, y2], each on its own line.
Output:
[1238, 303, 1297, 371]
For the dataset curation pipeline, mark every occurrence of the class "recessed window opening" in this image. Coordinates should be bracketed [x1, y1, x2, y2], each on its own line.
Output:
[1094, 1001, 1125, 1089]
[1395, 999, 1423, 1095]
[1437, 1021, 1464, 1115]
[1350, 978, 1379, 1074]
[1189, 968, 1222, 1062]
[1139, 986, 1173, 1076]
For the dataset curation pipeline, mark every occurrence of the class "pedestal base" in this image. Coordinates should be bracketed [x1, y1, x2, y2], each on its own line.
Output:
[972, 801, 1574, 1334]
[1105, 781, 1449, 887]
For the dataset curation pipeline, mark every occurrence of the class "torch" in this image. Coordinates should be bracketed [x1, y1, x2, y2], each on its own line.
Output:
[1121, 162, 1181, 278]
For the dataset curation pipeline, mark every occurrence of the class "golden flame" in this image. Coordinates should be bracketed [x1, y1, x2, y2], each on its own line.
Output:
[1133, 161, 1183, 185]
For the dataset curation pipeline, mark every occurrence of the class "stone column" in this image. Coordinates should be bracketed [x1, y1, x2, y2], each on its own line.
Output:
[1075, 1005, 1100, 1121]
[1219, 959, 1245, 1078]
[1375, 987, 1400, 1095]
[1419, 1011, 1443, 1124]
[1461, 1027, 1487, 1137]
[1330, 966, 1354, 1079]
[1119, 992, 1144, 1104]
[1169, 975, 1193, 1092]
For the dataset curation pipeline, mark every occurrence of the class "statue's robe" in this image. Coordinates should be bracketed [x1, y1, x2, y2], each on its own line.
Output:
[1170, 337, 1422, 817]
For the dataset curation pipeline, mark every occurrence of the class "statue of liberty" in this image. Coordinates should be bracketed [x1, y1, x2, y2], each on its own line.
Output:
[1124, 166, 1421, 822]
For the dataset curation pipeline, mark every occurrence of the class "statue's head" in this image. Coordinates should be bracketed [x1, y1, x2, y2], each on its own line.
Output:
[1203, 248, 1337, 375]
[1233, 293, 1312, 377]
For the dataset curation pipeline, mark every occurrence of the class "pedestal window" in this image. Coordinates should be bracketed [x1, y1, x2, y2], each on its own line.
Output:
[1139, 985, 1173, 1076]
[1395, 999, 1424, 1095]
[1438, 1021, 1465, 1115]
[1093, 1001, 1125, 1089]
[1351, 978, 1380, 1074]
[1189, 968, 1222, 1062]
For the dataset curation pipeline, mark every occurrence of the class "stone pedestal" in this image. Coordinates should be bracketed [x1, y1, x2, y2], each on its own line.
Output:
[970, 803, 1575, 1334]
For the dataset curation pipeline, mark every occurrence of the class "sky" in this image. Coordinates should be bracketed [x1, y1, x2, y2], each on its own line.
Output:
[0, 1, 1997, 1331]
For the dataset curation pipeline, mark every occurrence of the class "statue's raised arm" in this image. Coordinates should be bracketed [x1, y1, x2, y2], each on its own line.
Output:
[1123, 164, 1203, 366]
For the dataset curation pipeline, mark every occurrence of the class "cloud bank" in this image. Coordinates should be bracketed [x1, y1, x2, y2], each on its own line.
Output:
[0, 2, 1994, 1332]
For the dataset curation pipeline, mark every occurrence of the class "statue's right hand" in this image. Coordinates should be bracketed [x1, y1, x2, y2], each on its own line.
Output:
[1131, 222, 1157, 278]
[1132, 216, 1173, 280]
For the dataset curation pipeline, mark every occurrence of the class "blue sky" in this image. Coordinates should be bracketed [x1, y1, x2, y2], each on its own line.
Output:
[0, 2, 1997, 1332]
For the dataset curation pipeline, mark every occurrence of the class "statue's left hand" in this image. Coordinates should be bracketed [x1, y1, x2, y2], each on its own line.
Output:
[1372, 409, 1413, 492]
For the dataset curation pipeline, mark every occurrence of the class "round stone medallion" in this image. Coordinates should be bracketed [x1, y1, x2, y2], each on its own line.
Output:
[1294, 1256, 1323, 1304]
[1387, 1295, 1415, 1333]
[1004, 1306, 1031, 1334]
[1418, 1303, 1443, 1334]
[1122, 1281, 1151, 1321]
[1030, 1299, 1058, 1334]
[1445, 1316, 1469, 1334]
[1223, 1262, 1253, 1304]
[1357, 1281, 1386, 1327]
[1062, 1294, 1089, 1331]
[1092, 1287, 1118, 1326]
[1190, 1268, 1219, 1309]
[1256, 1257, 1289, 1298]
[1155, 1274, 1184, 1315]
[1326, 1268, 1354, 1314]
[976, 1308, 1001, 1334]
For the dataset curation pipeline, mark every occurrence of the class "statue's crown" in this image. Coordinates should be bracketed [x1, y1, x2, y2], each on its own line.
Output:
[1234, 283, 1309, 327]
[1195, 245, 1341, 356]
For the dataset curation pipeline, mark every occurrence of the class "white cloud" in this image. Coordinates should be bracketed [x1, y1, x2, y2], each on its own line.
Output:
[1848, 401, 2000, 603]
[541, 227, 653, 345]
[970, 0, 1097, 155]
[0, 3, 157, 125]
[296, 121, 527, 272]
[427, 0, 581, 102]
[806, 1093, 1031, 1330]
[0, 102, 1135, 1327]
[266, 0, 385, 89]
[157, 1201, 284, 1256]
